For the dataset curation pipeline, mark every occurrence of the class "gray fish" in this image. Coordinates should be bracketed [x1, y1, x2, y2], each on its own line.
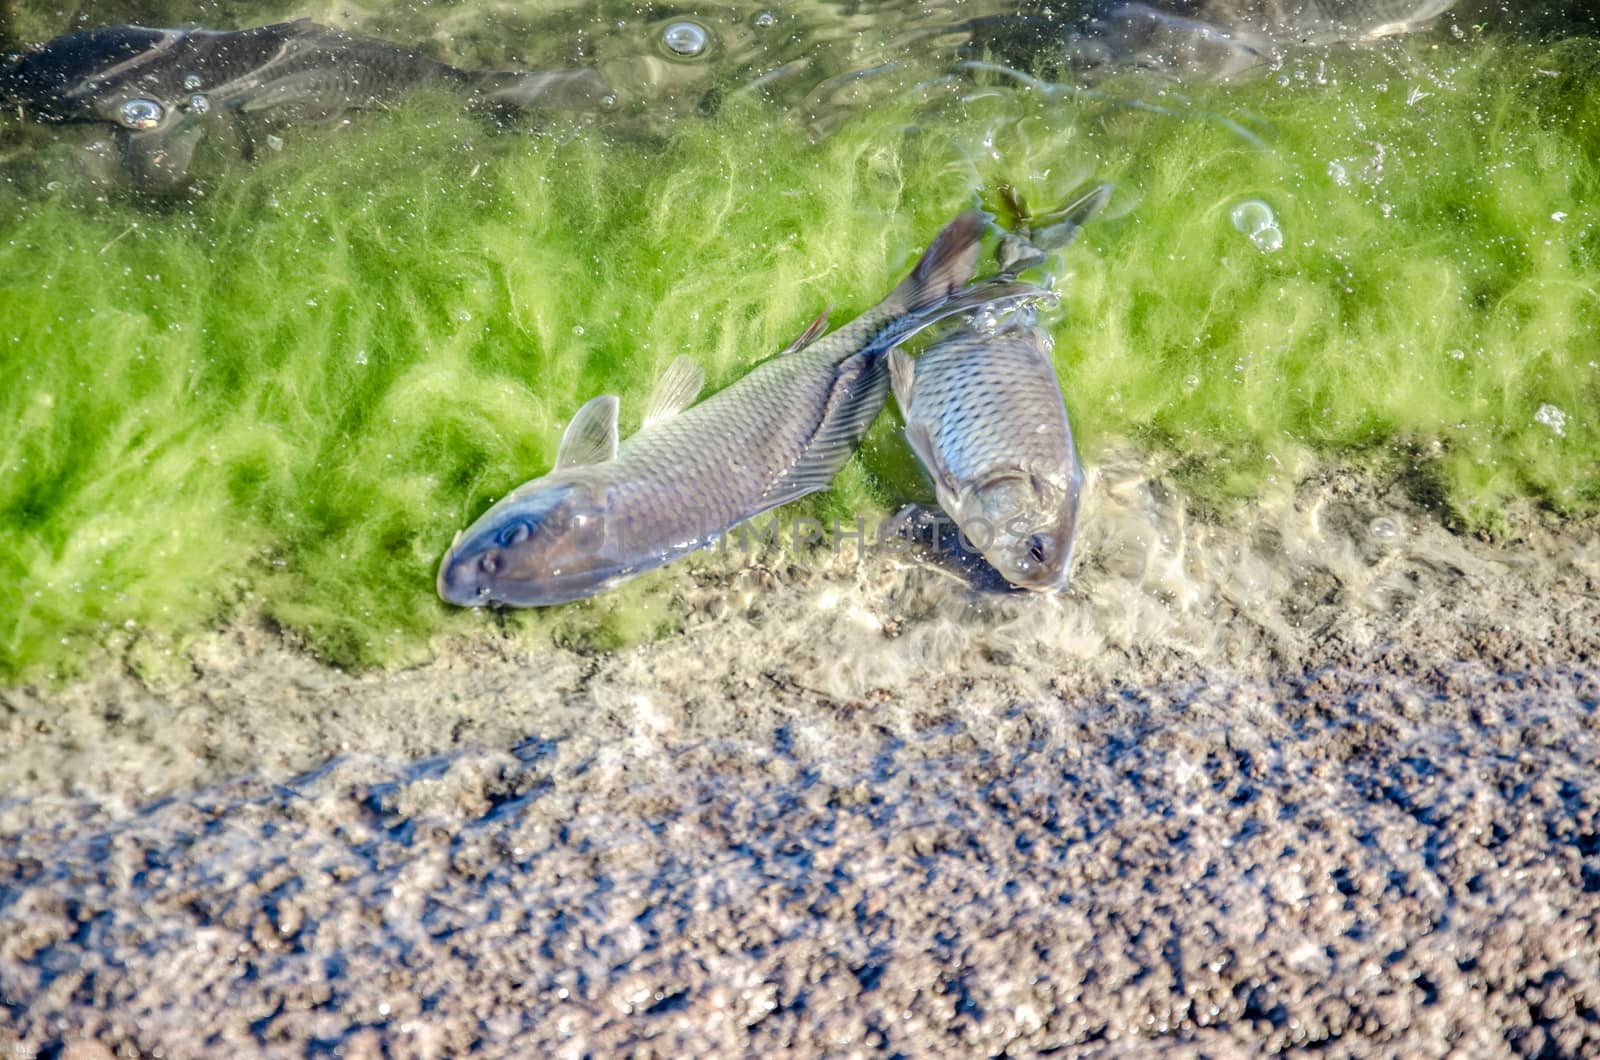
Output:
[887, 186, 1106, 591]
[889, 318, 1084, 592]
[1085, 0, 1456, 78]
[1185, 0, 1457, 40]
[0, 19, 610, 189]
[437, 210, 1047, 608]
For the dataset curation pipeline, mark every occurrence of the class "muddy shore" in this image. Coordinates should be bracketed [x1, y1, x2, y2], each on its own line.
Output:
[2, 463, 1598, 1056]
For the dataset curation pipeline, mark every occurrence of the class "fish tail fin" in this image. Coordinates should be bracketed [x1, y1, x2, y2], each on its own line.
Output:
[881, 209, 987, 316]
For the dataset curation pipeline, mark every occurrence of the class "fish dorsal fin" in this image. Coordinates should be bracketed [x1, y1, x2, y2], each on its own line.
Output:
[778, 305, 832, 356]
[759, 351, 891, 509]
[555, 394, 619, 469]
[641, 356, 705, 430]
[882, 210, 984, 316]
[888, 347, 915, 412]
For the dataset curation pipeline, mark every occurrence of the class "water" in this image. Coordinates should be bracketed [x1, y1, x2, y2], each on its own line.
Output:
[2, 0, 1599, 1054]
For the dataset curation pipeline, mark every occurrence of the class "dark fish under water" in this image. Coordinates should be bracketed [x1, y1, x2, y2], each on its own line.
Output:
[1081, 0, 1457, 77]
[0, 19, 611, 189]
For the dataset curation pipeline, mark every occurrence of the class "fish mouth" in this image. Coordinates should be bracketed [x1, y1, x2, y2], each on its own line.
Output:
[436, 530, 474, 604]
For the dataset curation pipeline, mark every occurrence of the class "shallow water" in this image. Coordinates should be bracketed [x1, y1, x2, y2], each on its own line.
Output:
[3, 0, 1600, 1055]
[4, 4, 1599, 679]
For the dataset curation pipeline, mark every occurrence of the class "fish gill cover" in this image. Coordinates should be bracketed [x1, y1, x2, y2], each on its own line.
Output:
[1, 19, 1598, 683]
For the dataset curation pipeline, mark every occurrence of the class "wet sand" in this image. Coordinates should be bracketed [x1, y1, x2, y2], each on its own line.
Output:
[2, 461, 1598, 1056]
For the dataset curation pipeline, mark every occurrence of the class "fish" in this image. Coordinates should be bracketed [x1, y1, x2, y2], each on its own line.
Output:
[1185, 0, 1458, 41]
[437, 209, 1049, 608]
[1083, 0, 1457, 78]
[0, 19, 611, 189]
[887, 186, 1107, 591]
[889, 318, 1085, 592]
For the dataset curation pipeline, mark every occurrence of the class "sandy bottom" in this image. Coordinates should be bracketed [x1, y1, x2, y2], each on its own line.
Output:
[2, 458, 1598, 1057]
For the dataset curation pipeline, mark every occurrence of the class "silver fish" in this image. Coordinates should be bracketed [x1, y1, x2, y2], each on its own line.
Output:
[438, 210, 1047, 607]
[887, 186, 1105, 591]
[0, 19, 610, 189]
[889, 318, 1084, 591]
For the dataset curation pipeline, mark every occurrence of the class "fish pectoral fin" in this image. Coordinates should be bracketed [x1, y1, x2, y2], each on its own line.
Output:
[902, 419, 952, 494]
[759, 352, 891, 507]
[236, 69, 352, 114]
[555, 394, 619, 469]
[888, 347, 915, 413]
[777, 304, 832, 356]
[640, 355, 705, 430]
[476, 69, 615, 110]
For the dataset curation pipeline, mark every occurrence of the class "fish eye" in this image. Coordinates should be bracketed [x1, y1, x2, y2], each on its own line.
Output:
[498, 522, 530, 547]
[1027, 535, 1050, 565]
[119, 98, 165, 130]
[479, 551, 500, 575]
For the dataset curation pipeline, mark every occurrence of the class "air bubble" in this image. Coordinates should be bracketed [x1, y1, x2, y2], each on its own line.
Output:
[1369, 517, 1398, 539]
[1534, 403, 1567, 437]
[182, 72, 203, 92]
[1250, 226, 1284, 253]
[661, 21, 709, 57]
[1230, 199, 1283, 254]
[754, 11, 777, 28]
[188, 93, 210, 114]
[119, 98, 164, 130]
[1230, 199, 1275, 234]
[573, 325, 586, 336]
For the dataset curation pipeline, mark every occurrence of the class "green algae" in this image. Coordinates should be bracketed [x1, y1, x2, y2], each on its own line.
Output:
[2, 33, 1598, 682]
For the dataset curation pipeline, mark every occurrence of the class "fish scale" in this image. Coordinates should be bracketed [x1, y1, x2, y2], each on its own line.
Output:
[553, 341, 881, 554]
[908, 328, 1075, 490]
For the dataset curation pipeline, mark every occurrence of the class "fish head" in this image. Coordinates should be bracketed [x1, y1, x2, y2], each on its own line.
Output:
[0, 26, 184, 125]
[437, 479, 620, 608]
[964, 465, 1082, 591]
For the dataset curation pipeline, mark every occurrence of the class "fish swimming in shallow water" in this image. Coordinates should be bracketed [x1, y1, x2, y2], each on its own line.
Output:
[888, 186, 1107, 591]
[1083, 0, 1456, 78]
[437, 210, 1048, 608]
[0, 19, 610, 189]
[890, 318, 1085, 592]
